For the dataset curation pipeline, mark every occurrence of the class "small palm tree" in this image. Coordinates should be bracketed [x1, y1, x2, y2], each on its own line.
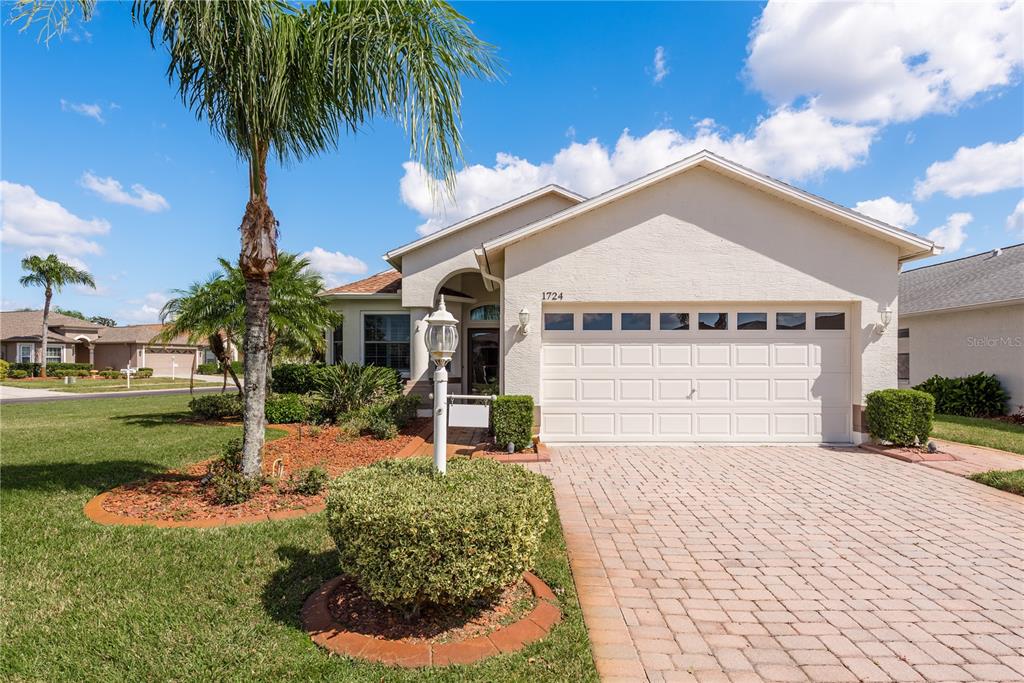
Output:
[19, 0, 496, 477]
[18, 254, 96, 377]
[159, 275, 244, 393]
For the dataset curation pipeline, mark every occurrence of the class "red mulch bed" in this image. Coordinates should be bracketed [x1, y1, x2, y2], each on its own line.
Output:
[327, 576, 536, 644]
[100, 419, 428, 522]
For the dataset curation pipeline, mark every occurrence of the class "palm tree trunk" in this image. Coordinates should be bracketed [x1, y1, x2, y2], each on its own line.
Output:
[238, 149, 277, 479]
[40, 288, 52, 378]
[266, 332, 275, 392]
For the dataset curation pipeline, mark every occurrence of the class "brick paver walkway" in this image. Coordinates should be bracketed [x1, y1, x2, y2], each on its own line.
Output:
[535, 445, 1024, 682]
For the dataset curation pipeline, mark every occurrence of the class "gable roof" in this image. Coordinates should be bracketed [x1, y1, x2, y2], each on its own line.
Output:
[481, 150, 938, 262]
[322, 269, 471, 300]
[899, 243, 1024, 316]
[94, 324, 193, 346]
[383, 184, 585, 267]
[0, 310, 101, 341]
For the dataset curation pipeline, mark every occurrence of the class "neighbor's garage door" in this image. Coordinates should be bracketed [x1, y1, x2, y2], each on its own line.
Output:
[145, 347, 195, 377]
[540, 305, 851, 443]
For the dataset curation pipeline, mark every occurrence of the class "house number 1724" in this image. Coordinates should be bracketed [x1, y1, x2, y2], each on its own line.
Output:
[542, 291, 563, 300]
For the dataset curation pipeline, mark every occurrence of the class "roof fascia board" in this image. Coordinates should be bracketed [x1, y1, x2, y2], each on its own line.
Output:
[383, 184, 585, 266]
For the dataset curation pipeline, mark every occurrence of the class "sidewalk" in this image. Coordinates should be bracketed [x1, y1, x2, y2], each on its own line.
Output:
[0, 384, 225, 404]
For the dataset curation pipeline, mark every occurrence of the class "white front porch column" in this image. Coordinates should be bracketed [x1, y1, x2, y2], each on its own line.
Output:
[409, 306, 432, 385]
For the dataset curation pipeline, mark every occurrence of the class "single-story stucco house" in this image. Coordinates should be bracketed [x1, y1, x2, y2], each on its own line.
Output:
[323, 150, 940, 444]
[0, 310, 210, 376]
[898, 243, 1023, 409]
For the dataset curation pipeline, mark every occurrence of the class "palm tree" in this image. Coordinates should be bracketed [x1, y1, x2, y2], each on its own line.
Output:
[19, 0, 496, 478]
[158, 275, 244, 394]
[18, 254, 96, 377]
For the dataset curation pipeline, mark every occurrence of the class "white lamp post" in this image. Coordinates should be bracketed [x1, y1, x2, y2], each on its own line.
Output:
[424, 295, 459, 474]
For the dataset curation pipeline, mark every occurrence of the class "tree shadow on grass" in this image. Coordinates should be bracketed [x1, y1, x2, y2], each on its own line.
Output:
[262, 545, 340, 629]
[0, 459, 168, 493]
[109, 410, 197, 428]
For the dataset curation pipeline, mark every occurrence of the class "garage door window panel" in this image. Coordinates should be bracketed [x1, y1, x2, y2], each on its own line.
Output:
[737, 312, 767, 330]
[621, 313, 651, 331]
[815, 312, 845, 330]
[776, 312, 806, 330]
[699, 312, 728, 330]
[660, 313, 689, 331]
[582, 313, 612, 331]
[544, 313, 574, 331]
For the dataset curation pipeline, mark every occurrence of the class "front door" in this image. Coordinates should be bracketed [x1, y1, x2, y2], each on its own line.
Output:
[467, 328, 499, 395]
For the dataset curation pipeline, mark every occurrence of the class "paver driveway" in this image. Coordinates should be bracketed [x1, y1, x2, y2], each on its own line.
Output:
[535, 445, 1024, 683]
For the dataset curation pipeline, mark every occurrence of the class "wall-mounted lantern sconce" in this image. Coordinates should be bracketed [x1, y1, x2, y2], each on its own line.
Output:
[518, 307, 530, 336]
[874, 305, 893, 335]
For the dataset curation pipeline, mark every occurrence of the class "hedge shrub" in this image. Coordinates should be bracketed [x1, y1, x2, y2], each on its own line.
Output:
[493, 395, 534, 451]
[10, 362, 92, 377]
[98, 370, 120, 379]
[271, 362, 334, 394]
[865, 388, 935, 446]
[8, 369, 28, 379]
[197, 362, 219, 375]
[265, 393, 309, 424]
[0, 359, 8, 380]
[326, 457, 550, 613]
[914, 373, 1009, 417]
[189, 393, 243, 419]
[136, 368, 154, 379]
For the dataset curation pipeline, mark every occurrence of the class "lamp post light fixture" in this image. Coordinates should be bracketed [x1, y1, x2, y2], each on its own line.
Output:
[517, 307, 530, 336]
[424, 295, 459, 474]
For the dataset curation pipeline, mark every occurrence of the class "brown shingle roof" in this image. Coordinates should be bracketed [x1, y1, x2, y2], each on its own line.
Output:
[0, 310, 101, 341]
[324, 269, 402, 294]
[322, 269, 472, 299]
[94, 324, 193, 346]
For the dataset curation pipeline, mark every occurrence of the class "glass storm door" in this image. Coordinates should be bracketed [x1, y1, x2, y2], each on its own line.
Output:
[468, 329, 499, 395]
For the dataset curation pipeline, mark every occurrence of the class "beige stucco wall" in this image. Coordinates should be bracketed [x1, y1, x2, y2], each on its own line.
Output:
[1, 341, 74, 364]
[400, 193, 578, 309]
[93, 343, 137, 370]
[900, 303, 1024, 407]
[500, 167, 902, 423]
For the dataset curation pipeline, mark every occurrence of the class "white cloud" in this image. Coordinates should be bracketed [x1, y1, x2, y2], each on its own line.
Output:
[747, 1, 1023, 123]
[1007, 199, 1024, 236]
[651, 46, 669, 84]
[914, 136, 1024, 200]
[80, 172, 170, 212]
[927, 212, 973, 253]
[854, 196, 918, 228]
[60, 98, 104, 123]
[121, 292, 169, 323]
[0, 181, 110, 257]
[402, 110, 875, 234]
[300, 246, 368, 288]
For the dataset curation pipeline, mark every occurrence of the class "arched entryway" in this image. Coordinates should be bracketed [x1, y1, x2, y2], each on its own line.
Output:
[432, 271, 502, 395]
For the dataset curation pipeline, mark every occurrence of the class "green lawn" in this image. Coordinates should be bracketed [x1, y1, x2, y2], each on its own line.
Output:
[1, 378, 197, 392]
[931, 414, 1024, 455]
[968, 469, 1024, 496]
[0, 396, 596, 682]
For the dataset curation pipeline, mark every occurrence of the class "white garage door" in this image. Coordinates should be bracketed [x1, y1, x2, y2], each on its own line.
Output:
[540, 305, 851, 443]
[145, 348, 195, 377]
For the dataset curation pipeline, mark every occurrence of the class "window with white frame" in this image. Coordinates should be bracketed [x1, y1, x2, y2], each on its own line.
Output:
[363, 314, 410, 373]
[332, 324, 344, 364]
[17, 344, 33, 363]
[46, 346, 62, 362]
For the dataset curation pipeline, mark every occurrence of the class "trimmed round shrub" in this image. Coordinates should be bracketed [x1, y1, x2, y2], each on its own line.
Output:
[865, 388, 935, 446]
[326, 457, 550, 613]
[265, 393, 308, 424]
[0, 359, 9, 380]
[189, 393, 243, 419]
[197, 362, 220, 375]
[136, 368, 154, 379]
[8, 369, 28, 379]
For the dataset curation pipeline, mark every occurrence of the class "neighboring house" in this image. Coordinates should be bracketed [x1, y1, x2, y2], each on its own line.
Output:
[898, 244, 1024, 408]
[323, 150, 938, 444]
[0, 310, 102, 365]
[0, 311, 212, 377]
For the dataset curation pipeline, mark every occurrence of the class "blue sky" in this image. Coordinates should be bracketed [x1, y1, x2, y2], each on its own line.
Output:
[2, 1, 1022, 324]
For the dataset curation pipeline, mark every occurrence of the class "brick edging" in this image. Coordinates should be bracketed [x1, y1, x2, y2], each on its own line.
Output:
[301, 571, 561, 667]
[81, 421, 432, 529]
